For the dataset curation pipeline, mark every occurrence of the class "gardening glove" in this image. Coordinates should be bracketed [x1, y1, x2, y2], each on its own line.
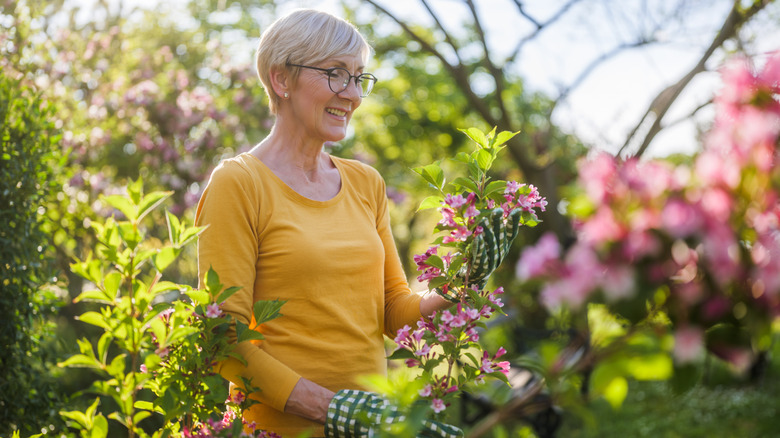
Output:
[467, 207, 523, 289]
[324, 389, 463, 438]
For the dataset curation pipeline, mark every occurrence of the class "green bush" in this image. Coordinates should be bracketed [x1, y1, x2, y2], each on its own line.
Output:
[0, 70, 64, 435]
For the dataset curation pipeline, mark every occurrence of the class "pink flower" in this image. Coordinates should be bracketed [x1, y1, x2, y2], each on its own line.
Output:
[206, 303, 223, 318]
[438, 207, 457, 227]
[661, 198, 702, 239]
[516, 232, 561, 280]
[600, 265, 635, 301]
[464, 205, 480, 218]
[673, 326, 704, 364]
[496, 361, 511, 376]
[505, 181, 522, 194]
[414, 344, 432, 357]
[432, 398, 446, 413]
[580, 208, 625, 245]
[445, 194, 467, 208]
[419, 384, 433, 397]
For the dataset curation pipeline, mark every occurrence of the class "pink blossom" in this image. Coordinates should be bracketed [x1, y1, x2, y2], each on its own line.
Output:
[206, 303, 223, 318]
[438, 207, 457, 227]
[505, 180, 522, 194]
[600, 265, 635, 301]
[579, 208, 625, 245]
[673, 326, 704, 364]
[414, 344, 432, 357]
[432, 398, 446, 413]
[661, 198, 702, 239]
[516, 232, 561, 280]
[464, 205, 480, 218]
[445, 194, 467, 208]
[419, 384, 432, 397]
[496, 361, 511, 376]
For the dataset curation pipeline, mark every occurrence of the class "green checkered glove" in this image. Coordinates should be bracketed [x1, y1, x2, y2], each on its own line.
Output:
[467, 207, 522, 289]
[324, 389, 463, 438]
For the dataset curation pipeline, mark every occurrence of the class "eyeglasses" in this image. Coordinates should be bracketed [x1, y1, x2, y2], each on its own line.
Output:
[287, 63, 378, 97]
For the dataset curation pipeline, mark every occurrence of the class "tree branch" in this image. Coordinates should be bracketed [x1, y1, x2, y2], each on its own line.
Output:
[420, 0, 463, 66]
[465, 0, 512, 129]
[620, 0, 773, 157]
[363, 0, 498, 127]
[507, 0, 585, 65]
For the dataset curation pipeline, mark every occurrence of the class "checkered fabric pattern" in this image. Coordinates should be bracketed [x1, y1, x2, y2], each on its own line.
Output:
[324, 389, 463, 438]
[468, 207, 522, 288]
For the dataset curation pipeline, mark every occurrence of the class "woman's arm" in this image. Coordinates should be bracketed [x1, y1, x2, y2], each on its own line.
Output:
[284, 378, 335, 423]
[419, 290, 454, 318]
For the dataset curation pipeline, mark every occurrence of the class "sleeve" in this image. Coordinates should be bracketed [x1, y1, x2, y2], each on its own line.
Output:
[371, 171, 423, 337]
[195, 161, 301, 412]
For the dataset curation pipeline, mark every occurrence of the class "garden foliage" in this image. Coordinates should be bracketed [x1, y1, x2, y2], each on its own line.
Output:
[57, 181, 285, 438]
[0, 69, 64, 436]
[517, 52, 780, 408]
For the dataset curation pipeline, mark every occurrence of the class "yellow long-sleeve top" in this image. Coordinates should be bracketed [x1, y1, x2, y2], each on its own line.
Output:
[195, 152, 423, 437]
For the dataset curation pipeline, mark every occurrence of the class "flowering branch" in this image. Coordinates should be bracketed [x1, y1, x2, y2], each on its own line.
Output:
[388, 127, 546, 418]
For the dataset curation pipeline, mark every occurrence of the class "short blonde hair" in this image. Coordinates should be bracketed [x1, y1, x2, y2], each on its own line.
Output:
[256, 9, 372, 114]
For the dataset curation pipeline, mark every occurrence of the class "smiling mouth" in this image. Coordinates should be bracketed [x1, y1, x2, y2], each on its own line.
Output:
[326, 108, 347, 117]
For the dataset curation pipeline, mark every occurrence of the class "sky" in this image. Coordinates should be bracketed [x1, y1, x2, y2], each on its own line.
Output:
[98, 0, 780, 158]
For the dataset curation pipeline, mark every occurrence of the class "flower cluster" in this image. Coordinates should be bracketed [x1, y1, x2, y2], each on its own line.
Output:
[395, 129, 544, 417]
[516, 51, 780, 370]
[392, 286, 509, 413]
[415, 180, 546, 293]
[182, 392, 281, 438]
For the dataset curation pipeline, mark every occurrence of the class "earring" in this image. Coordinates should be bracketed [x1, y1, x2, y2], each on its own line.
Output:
[283, 92, 289, 98]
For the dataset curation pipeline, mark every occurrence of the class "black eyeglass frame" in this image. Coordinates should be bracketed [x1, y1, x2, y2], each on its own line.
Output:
[286, 63, 378, 97]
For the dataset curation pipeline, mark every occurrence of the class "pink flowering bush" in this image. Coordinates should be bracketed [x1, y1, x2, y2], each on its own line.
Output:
[517, 52, 780, 400]
[387, 128, 546, 419]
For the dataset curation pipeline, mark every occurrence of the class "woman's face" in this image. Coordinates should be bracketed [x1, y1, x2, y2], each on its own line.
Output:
[288, 54, 365, 144]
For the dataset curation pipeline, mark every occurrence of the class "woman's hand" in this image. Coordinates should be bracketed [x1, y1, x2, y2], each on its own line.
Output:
[420, 290, 454, 318]
[284, 377, 335, 424]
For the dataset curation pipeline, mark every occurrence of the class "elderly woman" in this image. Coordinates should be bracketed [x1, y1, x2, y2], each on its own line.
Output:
[195, 9, 457, 437]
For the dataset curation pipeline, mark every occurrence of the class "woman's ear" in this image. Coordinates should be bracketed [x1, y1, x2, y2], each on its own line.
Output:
[269, 67, 290, 99]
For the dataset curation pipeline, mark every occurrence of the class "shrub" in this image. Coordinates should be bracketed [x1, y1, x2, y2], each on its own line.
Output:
[0, 69, 64, 434]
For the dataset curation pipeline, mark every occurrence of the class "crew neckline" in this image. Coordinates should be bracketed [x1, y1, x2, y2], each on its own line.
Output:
[242, 152, 346, 207]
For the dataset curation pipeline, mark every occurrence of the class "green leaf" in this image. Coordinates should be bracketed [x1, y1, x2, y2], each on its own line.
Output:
[451, 177, 479, 194]
[152, 246, 180, 272]
[387, 348, 415, 361]
[103, 194, 137, 221]
[493, 130, 520, 148]
[127, 178, 144, 205]
[58, 354, 101, 369]
[97, 333, 112, 364]
[77, 311, 109, 329]
[166, 210, 182, 244]
[253, 299, 286, 325]
[117, 222, 142, 250]
[89, 415, 108, 438]
[186, 289, 210, 307]
[424, 254, 445, 270]
[474, 149, 493, 171]
[204, 267, 222, 294]
[460, 127, 488, 148]
[74, 289, 113, 304]
[484, 180, 507, 197]
[235, 320, 265, 343]
[137, 191, 172, 223]
[150, 280, 181, 297]
[413, 163, 445, 190]
[216, 286, 242, 304]
[417, 195, 444, 211]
